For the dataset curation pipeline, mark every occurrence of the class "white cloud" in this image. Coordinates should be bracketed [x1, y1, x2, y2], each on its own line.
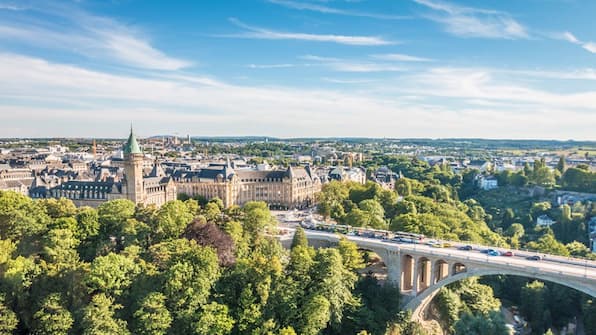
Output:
[561, 31, 580, 44]
[582, 42, 596, 54]
[413, 0, 528, 39]
[0, 53, 594, 139]
[553, 31, 596, 55]
[247, 63, 298, 69]
[300, 54, 406, 72]
[397, 67, 596, 110]
[227, 18, 393, 46]
[266, 0, 408, 20]
[371, 53, 433, 62]
[321, 77, 375, 84]
[0, 5, 190, 70]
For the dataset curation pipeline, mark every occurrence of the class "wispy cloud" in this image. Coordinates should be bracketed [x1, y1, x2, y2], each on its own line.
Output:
[398, 67, 596, 111]
[321, 77, 375, 84]
[0, 4, 190, 70]
[371, 53, 433, 62]
[227, 18, 393, 46]
[1, 52, 595, 139]
[413, 0, 528, 39]
[554, 31, 596, 54]
[247, 63, 298, 69]
[0, 3, 26, 10]
[267, 0, 409, 20]
[300, 54, 406, 72]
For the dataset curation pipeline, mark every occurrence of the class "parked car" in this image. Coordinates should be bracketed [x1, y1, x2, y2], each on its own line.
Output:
[458, 245, 473, 251]
[502, 251, 514, 257]
[526, 255, 541, 261]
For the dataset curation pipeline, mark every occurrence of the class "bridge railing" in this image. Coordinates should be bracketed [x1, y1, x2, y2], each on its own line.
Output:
[429, 238, 596, 268]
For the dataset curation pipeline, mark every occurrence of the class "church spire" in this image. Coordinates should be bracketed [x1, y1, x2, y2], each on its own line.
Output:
[123, 126, 142, 154]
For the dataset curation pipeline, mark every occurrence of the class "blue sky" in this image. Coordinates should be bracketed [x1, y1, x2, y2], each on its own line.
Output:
[0, 0, 595, 139]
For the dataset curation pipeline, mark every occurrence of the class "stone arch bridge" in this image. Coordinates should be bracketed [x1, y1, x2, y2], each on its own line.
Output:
[287, 230, 596, 320]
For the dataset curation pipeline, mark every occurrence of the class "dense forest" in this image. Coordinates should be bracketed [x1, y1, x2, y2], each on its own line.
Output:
[0, 191, 434, 335]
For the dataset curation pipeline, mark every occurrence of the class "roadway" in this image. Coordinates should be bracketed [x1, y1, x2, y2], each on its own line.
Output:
[300, 230, 596, 281]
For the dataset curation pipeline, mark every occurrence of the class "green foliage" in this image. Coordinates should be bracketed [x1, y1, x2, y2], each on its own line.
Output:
[193, 302, 234, 335]
[31, 293, 73, 335]
[133, 292, 172, 335]
[38, 198, 77, 219]
[337, 237, 365, 271]
[0, 294, 18, 335]
[0, 191, 50, 245]
[291, 227, 308, 249]
[560, 167, 596, 193]
[98, 199, 135, 235]
[80, 293, 130, 335]
[454, 311, 508, 335]
[526, 232, 570, 256]
[521, 281, 549, 334]
[155, 200, 194, 241]
[86, 252, 141, 296]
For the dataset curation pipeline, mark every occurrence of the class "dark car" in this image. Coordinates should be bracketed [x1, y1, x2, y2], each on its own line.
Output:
[458, 245, 473, 251]
[526, 255, 541, 261]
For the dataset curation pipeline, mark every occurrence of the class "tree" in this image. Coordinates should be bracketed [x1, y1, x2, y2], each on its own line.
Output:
[501, 208, 515, 231]
[395, 178, 412, 196]
[310, 248, 358, 326]
[155, 200, 194, 241]
[560, 167, 596, 193]
[521, 281, 549, 334]
[86, 252, 141, 297]
[454, 311, 508, 335]
[44, 228, 79, 259]
[162, 241, 220, 318]
[242, 201, 275, 238]
[75, 207, 100, 241]
[193, 302, 234, 335]
[0, 294, 18, 335]
[527, 232, 570, 256]
[296, 295, 331, 335]
[0, 191, 50, 244]
[556, 156, 566, 174]
[204, 202, 222, 223]
[182, 220, 236, 266]
[291, 227, 308, 249]
[337, 237, 364, 271]
[38, 198, 77, 219]
[31, 293, 73, 335]
[80, 293, 130, 335]
[133, 292, 172, 335]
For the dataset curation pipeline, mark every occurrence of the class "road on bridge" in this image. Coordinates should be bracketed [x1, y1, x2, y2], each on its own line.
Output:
[300, 230, 596, 281]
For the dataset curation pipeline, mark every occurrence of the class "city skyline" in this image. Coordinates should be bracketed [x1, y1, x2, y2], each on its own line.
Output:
[1, 0, 595, 139]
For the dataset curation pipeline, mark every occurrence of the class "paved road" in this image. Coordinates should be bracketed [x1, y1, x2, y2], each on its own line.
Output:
[300, 230, 596, 281]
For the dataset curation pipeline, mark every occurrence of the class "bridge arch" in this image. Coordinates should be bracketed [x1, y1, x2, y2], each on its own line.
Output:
[405, 268, 596, 321]
[433, 259, 449, 284]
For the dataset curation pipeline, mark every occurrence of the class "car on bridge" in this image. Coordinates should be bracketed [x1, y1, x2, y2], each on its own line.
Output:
[458, 245, 473, 251]
[502, 251, 514, 257]
[487, 249, 500, 256]
[526, 255, 541, 261]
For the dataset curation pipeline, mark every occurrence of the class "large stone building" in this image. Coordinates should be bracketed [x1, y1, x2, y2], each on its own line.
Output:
[174, 161, 321, 209]
[30, 128, 177, 207]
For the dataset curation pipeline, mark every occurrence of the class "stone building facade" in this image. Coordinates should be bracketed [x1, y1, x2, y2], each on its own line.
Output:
[174, 162, 321, 209]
